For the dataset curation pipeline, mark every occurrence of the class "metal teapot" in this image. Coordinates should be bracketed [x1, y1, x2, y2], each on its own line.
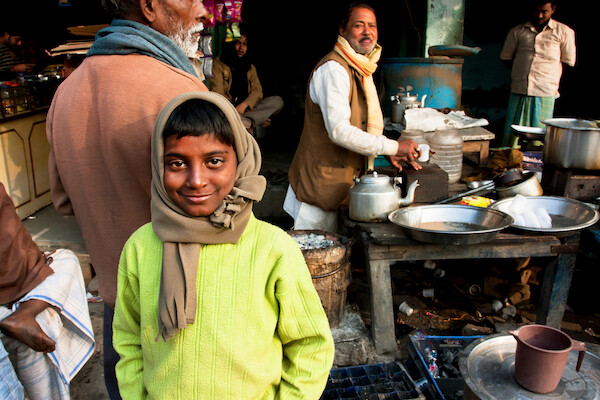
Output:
[349, 172, 419, 222]
[390, 86, 427, 125]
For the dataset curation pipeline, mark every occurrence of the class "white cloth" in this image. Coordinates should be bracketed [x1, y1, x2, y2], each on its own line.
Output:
[309, 61, 399, 157]
[283, 185, 339, 233]
[403, 108, 489, 132]
[0, 249, 95, 400]
[0, 341, 24, 399]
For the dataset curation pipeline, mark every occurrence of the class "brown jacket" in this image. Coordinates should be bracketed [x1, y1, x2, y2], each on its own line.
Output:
[209, 57, 263, 109]
[0, 182, 53, 305]
[47, 54, 207, 308]
[288, 52, 368, 211]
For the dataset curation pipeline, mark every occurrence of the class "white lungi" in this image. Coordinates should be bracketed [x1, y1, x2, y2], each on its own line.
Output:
[283, 185, 339, 233]
[0, 249, 95, 400]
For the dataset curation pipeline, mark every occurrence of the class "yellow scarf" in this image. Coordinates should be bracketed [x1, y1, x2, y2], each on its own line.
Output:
[334, 36, 383, 170]
[334, 35, 384, 136]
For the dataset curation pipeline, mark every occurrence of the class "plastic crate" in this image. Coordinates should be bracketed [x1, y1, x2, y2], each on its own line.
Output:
[404, 334, 484, 400]
[321, 362, 425, 400]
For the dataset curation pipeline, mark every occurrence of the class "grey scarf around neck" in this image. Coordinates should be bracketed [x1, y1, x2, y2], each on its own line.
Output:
[87, 19, 198, 77]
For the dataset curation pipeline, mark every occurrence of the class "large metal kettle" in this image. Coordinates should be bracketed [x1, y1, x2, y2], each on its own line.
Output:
[390, 86, 427, 125]
[349, 172, 419, 222]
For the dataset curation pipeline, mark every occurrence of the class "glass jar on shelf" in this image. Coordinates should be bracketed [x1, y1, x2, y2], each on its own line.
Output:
[13, 83, 30, 113]
[1, 84, 17, 117]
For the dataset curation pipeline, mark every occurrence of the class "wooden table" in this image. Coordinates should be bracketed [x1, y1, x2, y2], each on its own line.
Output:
[342, 216, 580, 354]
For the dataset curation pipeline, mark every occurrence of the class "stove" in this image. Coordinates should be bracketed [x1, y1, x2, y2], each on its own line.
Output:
[541, 164, 600, 202]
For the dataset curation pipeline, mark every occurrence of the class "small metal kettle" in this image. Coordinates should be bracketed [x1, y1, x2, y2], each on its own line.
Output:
[390, 86, 427, 125]
[349, 172, 419, 222]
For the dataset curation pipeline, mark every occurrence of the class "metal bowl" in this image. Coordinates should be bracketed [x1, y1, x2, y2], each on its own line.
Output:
[495, 171, 543, 199]
[490, 196, 599, 233]
[388, 205, 514, 245]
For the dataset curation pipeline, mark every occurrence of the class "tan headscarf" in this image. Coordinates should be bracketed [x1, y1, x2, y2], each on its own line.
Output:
[0, 182, 53, 305]
[151, 91, 266, 340]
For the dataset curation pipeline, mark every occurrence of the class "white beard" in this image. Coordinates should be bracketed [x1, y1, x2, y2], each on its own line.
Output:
[168, 21, 204, 58]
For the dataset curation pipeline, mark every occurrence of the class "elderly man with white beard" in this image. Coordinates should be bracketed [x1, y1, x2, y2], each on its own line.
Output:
[46, 1, 209, 398]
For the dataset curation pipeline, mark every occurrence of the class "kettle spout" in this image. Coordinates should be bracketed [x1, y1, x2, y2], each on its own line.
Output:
[420, 94, 427, 108]
[399, 180, 419, 206]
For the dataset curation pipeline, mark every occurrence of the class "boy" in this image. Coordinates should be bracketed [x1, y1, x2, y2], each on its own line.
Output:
[113, 91, 334, 399]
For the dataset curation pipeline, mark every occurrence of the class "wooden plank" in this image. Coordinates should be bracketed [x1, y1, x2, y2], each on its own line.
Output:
[363, 222, 560, 246]
[536, 234, 580, 328]
[365, 235, 396, 354]
[367, 239, 559, 261]
[536, 253, 577, 328]
[462, 140, 490, 165]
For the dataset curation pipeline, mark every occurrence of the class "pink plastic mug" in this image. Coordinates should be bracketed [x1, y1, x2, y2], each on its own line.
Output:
[510, 324, 586, 394]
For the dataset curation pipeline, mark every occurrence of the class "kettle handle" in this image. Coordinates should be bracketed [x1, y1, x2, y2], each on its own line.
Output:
[393, 176, 403, 188]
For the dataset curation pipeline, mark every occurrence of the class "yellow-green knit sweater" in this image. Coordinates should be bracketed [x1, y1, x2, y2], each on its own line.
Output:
[114, 215, 334, 399]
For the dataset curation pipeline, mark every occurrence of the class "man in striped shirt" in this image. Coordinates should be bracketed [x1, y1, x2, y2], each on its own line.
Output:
[0, 28, 34, 81]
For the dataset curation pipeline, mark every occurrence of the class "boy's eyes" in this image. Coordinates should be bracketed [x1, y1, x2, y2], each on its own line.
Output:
[165, 158, 225, 169]
[167, 160, 186, 168]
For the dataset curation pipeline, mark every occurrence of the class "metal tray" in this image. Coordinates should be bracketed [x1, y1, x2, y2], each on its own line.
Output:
[490, 196, 599, 233]
[458, 334, 600, 400]
[511, 124, 545, 141]
[388, 205, 513, 245]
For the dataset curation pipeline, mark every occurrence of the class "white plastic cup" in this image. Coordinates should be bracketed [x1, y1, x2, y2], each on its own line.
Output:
[492, 299, 503, 312]
[398, 301, 414, 316]
[418, 144, 430, 162]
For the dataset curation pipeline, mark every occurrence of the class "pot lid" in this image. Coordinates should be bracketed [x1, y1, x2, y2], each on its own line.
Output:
[459, 334, 600, 400]
[359, 171, 391, 184]
[400, 93, 419, 102]
[543, 118, 600, 130]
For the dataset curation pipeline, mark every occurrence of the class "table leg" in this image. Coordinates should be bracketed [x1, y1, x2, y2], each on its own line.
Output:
[367, 258, 396, 354]
[478, 141, 489, 165]
[536, 253, 577, 328]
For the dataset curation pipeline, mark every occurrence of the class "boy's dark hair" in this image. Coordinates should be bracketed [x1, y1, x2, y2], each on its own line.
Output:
[339, 2, 376, 30]
[163, 99, 236, 149]
[530, 0, 556, 6]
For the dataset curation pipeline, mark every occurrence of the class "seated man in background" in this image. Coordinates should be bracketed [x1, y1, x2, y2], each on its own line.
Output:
[210, 33, 283, 133]
[0, 26, 35, 80]
[0, 182, 94, 400]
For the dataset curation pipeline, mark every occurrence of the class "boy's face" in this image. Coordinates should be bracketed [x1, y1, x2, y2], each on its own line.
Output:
[163, 133, 237, 217]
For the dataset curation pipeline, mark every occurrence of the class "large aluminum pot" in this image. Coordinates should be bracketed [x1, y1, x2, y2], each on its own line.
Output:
[542, 118, 600, 170]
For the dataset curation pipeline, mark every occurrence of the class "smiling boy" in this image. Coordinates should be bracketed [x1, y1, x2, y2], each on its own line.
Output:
[113, 92, 334, 399]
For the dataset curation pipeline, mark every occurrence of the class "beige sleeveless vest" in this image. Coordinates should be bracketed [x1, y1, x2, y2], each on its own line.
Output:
[288, 51, 368, 211]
